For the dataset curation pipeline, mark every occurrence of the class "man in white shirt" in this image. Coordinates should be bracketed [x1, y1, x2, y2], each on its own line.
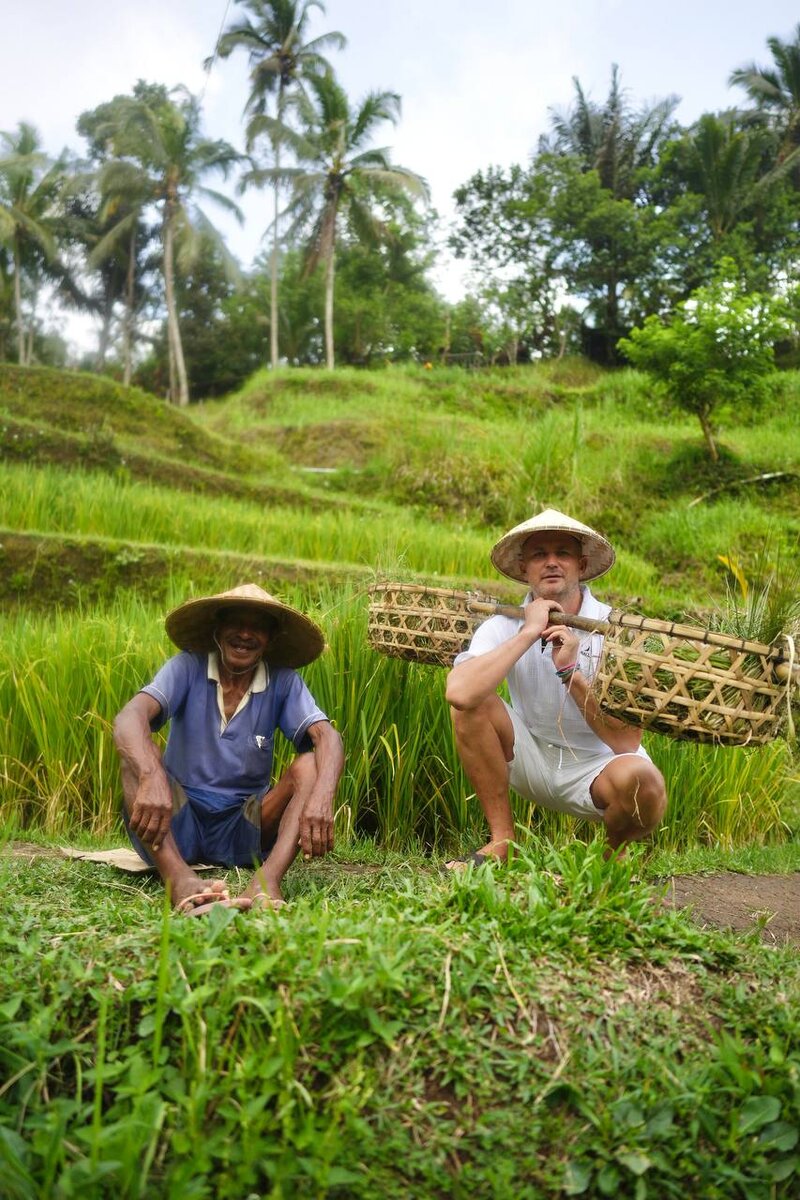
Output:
[445, 509, 667, 866]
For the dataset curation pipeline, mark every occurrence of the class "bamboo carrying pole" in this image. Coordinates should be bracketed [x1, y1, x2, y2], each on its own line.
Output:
[464, 599, 799, 684]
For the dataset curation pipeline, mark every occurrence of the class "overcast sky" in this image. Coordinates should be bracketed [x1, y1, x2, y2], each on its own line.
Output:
[3, 1, 798, 352]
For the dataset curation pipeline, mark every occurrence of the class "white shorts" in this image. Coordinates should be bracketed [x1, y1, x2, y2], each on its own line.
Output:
[504, 702, 649, 821]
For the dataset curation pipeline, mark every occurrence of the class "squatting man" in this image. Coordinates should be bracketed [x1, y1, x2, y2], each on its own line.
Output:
[114, 584, 343, 914]
[444, 509, 667, 868]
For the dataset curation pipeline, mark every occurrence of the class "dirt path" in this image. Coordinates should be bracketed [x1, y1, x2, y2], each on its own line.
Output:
[662, 872, 800, 946]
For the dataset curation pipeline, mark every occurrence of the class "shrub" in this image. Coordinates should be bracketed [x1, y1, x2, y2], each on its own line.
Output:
[618, 264, 790, 462]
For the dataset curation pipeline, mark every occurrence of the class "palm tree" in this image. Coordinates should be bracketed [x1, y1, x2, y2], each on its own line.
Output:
[730, 25, 800, 163]
[95, 84, 242, 405]
[255, 74, 428, 368]
[87, 182, 153, 384]
[542, 65, 679, 201]
[0, 123, 65, 364]
[77, 98, 157, 383]
[679, 112, 773, 241]
[210, 0, 345, 368]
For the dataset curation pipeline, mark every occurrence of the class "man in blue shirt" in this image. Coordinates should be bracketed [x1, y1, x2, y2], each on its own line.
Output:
[114, 583, 344, 914]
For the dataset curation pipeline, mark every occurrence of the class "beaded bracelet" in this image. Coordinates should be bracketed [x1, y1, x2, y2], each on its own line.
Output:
[555, 662, 579, 681]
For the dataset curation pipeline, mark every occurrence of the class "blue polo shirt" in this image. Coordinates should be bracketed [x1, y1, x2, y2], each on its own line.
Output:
[141, 651, 328, 798]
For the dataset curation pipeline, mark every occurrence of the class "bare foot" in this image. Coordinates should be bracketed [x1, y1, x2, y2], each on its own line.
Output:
[183, 895, 251, 917]
[170, 873, 230, 915]
[239, 876, 285, 911]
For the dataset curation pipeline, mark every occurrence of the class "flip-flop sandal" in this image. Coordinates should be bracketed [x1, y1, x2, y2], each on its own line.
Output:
[440, 851, 489, 874]
[249, 894, 287, 912]
[176, 891, 233, 916]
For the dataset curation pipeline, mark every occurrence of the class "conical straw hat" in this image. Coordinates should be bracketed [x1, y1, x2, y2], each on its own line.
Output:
[164, 583, 325, 668]
[490, 508, 615, 584]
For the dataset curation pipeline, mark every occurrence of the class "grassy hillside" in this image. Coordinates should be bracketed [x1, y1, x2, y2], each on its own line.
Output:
[4, 359, 800, 615]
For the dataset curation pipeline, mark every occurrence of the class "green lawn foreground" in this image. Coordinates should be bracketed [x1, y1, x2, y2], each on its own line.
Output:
[2, 841, 799, 1199]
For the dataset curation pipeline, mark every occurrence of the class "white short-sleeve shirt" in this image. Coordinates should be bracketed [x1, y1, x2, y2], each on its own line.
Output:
[454, 586, 615, 755]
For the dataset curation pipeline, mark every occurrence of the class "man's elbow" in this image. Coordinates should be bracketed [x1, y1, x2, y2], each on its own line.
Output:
[445, 672, 469, 710]
[314, 722, 344, 764]
[112, 707, 130, 751]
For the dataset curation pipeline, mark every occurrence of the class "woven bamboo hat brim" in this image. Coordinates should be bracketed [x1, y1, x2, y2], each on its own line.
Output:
[490, 508, 615, 584]
[164, 583, 325, 668]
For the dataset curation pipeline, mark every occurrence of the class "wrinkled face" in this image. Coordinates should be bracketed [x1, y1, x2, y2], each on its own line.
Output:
[518, 532, 586, 603]
[215, 605, 273, 673]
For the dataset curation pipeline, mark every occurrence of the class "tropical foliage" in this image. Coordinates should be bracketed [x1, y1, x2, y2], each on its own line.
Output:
[1, 20, 800, 389]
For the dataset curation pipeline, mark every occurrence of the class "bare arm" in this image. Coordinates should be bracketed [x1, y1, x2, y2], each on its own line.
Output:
[298, 719, 345, 858]
[113, 692, 174, 850]
[446, 597, 555, 710]
[547, 623, 643, 755]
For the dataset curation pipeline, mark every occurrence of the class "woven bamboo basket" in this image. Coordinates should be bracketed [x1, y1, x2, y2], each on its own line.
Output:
[366, 582, 797, 746]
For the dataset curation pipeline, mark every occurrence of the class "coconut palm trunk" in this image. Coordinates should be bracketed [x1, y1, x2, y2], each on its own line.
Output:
[324, 237, 335, 368]
[163, 201, 189, 406]
[270, 139, 281, 369]
[123, 225, 136, 386]
[12, 233, 24, 364]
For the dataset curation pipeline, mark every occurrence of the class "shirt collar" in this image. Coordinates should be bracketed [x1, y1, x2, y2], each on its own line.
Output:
[207, 652, 268, 693]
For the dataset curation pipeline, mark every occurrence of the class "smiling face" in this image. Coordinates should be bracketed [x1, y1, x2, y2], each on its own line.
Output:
[518, 531, 587, 608]
[214, 605, 275, 675]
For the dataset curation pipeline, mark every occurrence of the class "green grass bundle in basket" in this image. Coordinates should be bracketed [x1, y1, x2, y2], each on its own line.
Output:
[594, 616, 789, 745]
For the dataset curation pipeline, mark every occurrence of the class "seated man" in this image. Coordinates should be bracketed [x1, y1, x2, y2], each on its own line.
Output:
[114, 583, 344, 913]
[445, 509, 667, 866]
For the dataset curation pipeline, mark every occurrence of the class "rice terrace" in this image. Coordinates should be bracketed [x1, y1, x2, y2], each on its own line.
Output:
[1, 354, 800, 1199]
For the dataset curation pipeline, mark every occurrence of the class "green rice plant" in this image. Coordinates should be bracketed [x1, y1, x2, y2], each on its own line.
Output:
[716, 545, 800, 648]
[648, 735, 797, 848]
[0, 461, 495, 580]
[1, 582, 795, 851]
[0, 601, 168, 835]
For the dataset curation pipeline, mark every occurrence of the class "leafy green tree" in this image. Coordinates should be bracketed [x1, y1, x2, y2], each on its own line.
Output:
[329, 199, 445, 364]
[452, 70, 681, 363]
[212, 0, 345, 368]
[451, 164, 565, 358]
[257, 73, 429, 368]
[0, 123, 66, 363]
[674, 113, 772, 241]
[652, 111, 797, 296]
[270, 245, 324, 362]
[87, 83, 242, 405]
[136, 238, 268, 398]
[618, 264, 790, 461]
[539, 67, 680, 359]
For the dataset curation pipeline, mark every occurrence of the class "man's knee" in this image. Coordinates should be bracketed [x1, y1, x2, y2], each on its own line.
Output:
[593, 760, 667, 838]
[276, 751, 317, 798]
[450, 701, 487, 736]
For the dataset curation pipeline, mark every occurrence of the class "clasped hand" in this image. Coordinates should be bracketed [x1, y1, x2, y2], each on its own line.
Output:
[130, 773, 174, 851]
[523, 598, 580, 670]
